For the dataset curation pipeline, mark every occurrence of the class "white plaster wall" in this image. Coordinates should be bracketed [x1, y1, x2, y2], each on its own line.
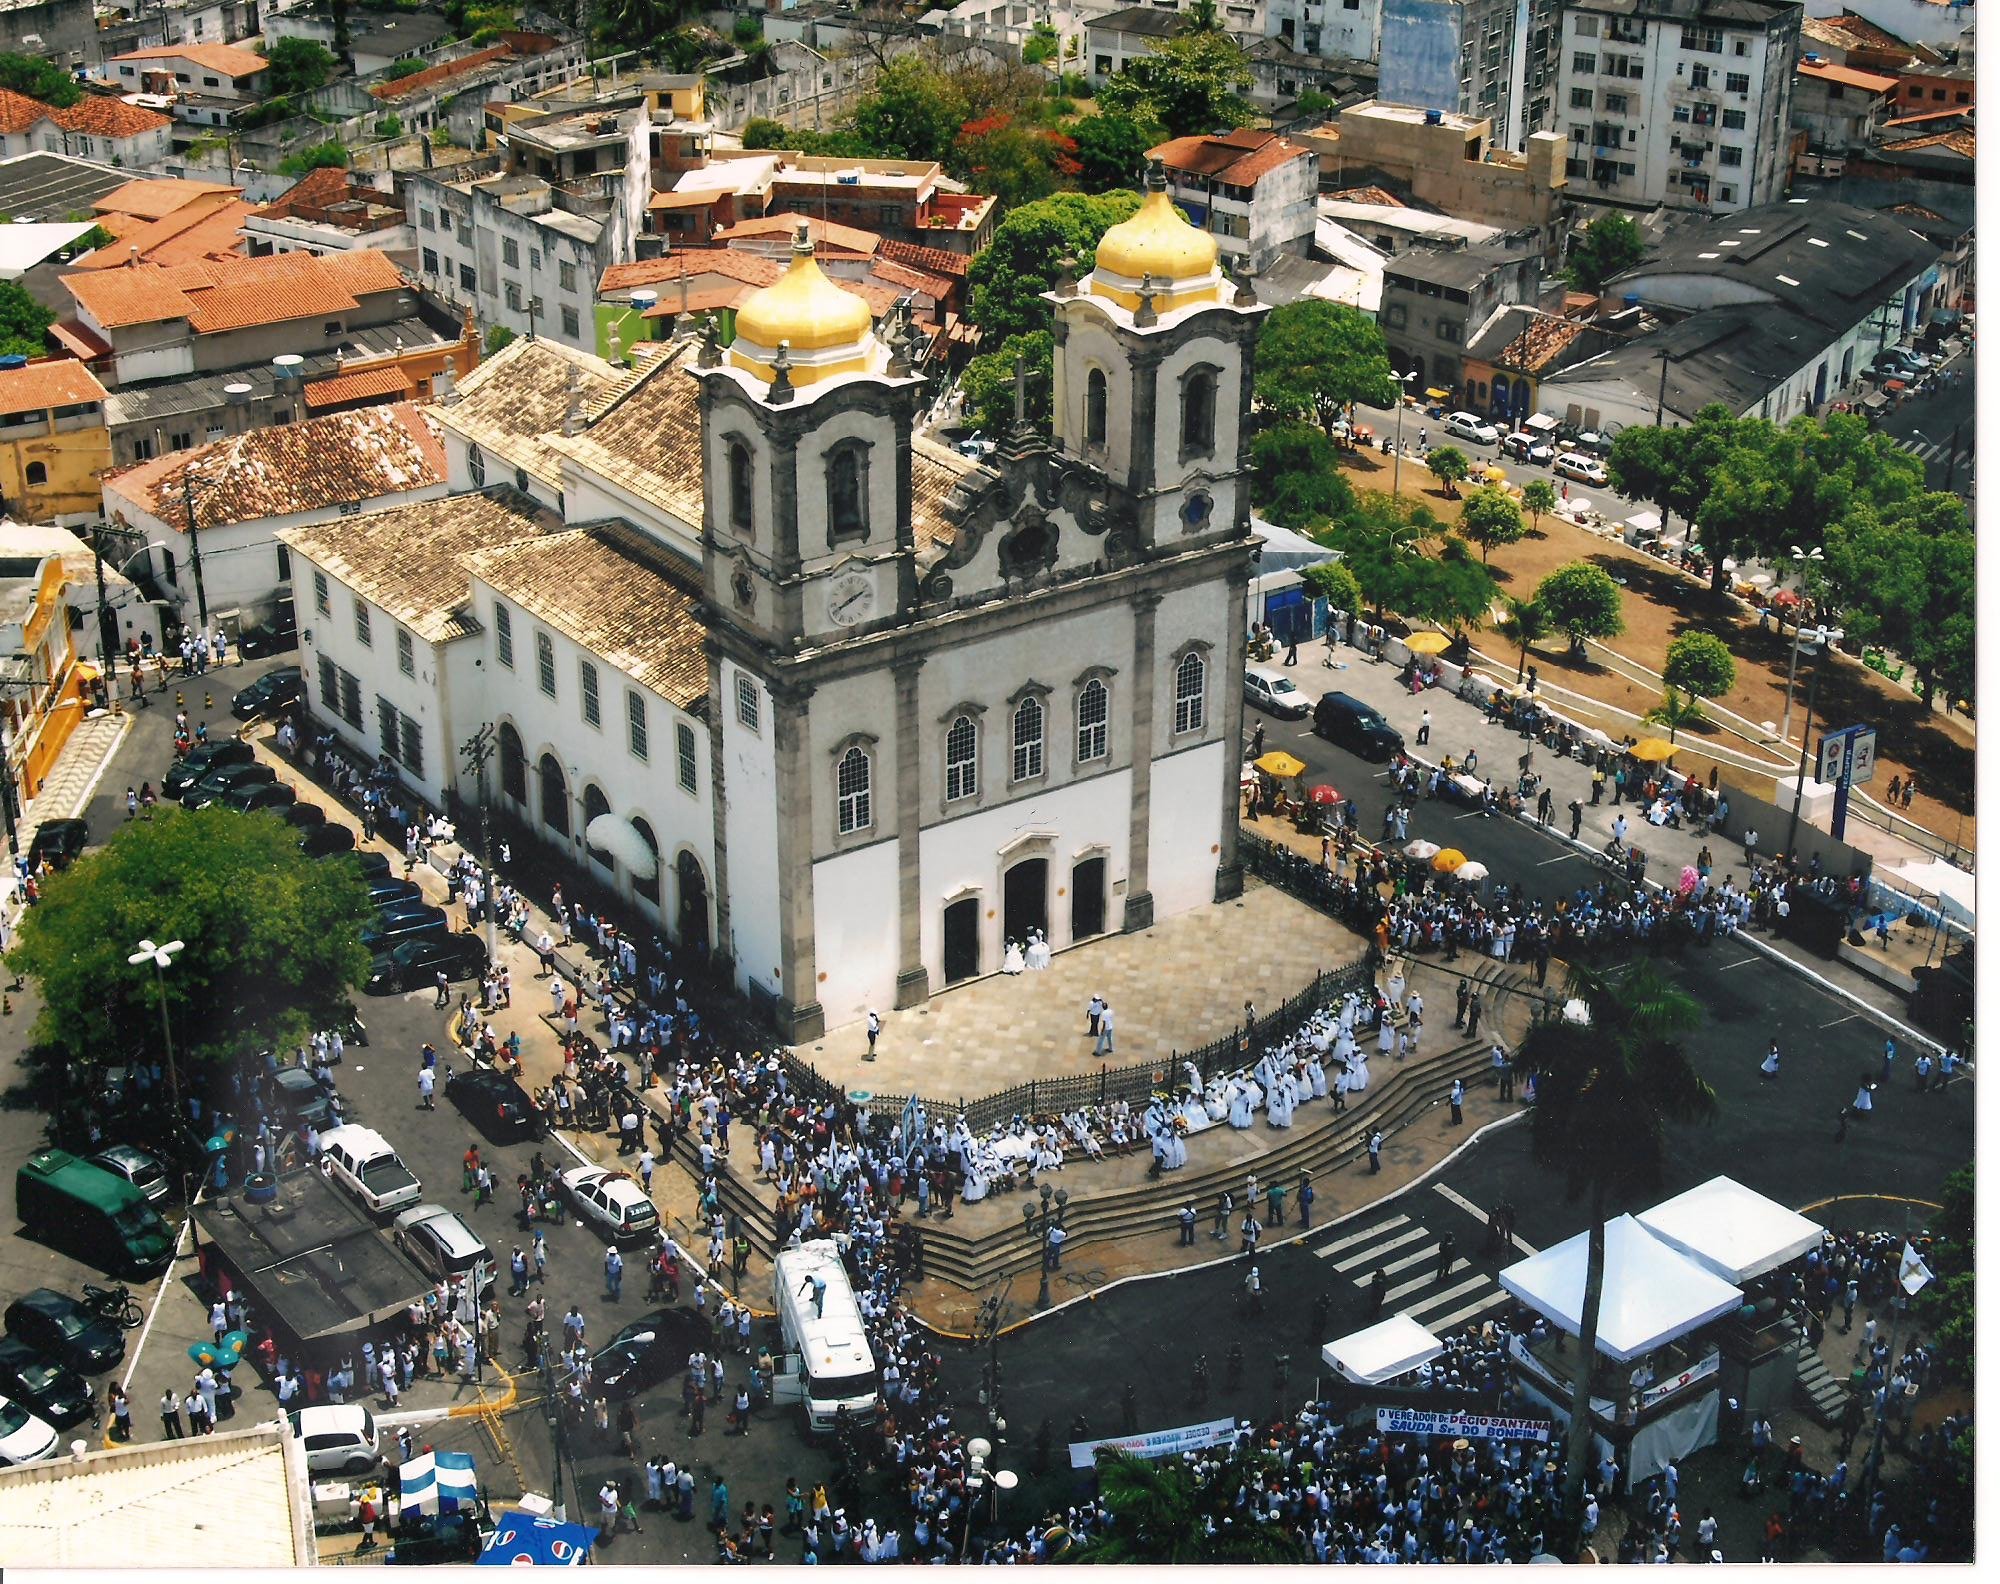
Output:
[1054, 310, 1136, 487]
[796, 405, 905, 577]
[720, 661, 784, 999]
[1149, 325, 1245, 491]
[812, 836, 900, 1027]
[1146, 738, 1227, 920]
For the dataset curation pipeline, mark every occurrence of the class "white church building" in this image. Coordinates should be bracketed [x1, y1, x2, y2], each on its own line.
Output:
[281, 163, 1266, 1041]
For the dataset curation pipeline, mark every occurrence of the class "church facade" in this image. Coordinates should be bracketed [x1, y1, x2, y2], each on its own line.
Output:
[281, 163, 1266, 1042]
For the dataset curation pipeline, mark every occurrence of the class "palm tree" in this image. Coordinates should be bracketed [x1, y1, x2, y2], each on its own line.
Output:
[1521, 478, 1558, 533]
[1645, 685, 1706, 744]
[1081, 1450, 1305, 1563]
[1496, 595, 1550, 683]
[1515, 963, 1719, 1544]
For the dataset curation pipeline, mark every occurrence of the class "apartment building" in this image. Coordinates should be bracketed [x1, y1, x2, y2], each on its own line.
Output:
[1148, 129, 1320, 271]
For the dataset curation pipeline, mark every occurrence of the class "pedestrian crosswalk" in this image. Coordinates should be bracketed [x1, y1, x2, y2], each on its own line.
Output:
[1313, 1211, 1514, 1333]
[1893, 436, 1952, 464]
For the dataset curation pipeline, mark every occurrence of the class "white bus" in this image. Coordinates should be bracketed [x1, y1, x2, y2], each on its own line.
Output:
[772, 1240, 880, 1436]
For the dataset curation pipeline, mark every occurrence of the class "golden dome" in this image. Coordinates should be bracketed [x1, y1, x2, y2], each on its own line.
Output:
[734, 224, 874, 353]
[1093, 185, 1219, 285]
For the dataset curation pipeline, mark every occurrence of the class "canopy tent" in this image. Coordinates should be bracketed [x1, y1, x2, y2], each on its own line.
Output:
[1251, 516, 1341, 574]
[477, 1513, 596, 1566]
[1499, 1216, 1744, 1362]
[1322, 1314, 1445, 1384]
[1888, 856, 1975, 926]
[400, 1450, 478, 1517]
[1636, 1177, 1824, 1284]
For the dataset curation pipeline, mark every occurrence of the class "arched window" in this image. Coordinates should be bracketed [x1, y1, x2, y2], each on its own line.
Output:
[836, 745, 871, 834]
[1011, 695, 1044, 782]
[630, 815, 661, 902]
[1173, 651, 1206, 734]
[827, 442, 868, 541]
[24, 461, 46, 487]
[582, 784, 611, 869]
[538, 752, 569, 835]
[726, 440, 753, 532]
[1085, 367, 1108, 446]
[1076, 678, 1108, 762]
[468, 442, 485, 487]
[498, 721, 525, 801]
[1180, 367, 1217, 456]
[945, 714, 978, 802]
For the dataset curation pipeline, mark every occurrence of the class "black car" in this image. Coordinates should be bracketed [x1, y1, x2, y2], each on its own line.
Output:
[25, 818, 88, 872]
[3, 1290, 124, 1375]
[301, 823, 357, 858]
[591, 1310, 687, 1400]
[182, 761, 278, 809]
[360, 903, 448, 954]
[367, 877, 423, 910]
[222, 781, 297, 816]
[0, 1336, 93, 1428]
[351, 848, 392, 880]
[1312, 691, 1405, 761]
[284, 801, 327, 830]
[230, 666, 303, 721]
[163, 739, 254, 800]
[272, 1065, 337, 1130]
[450, 1068, 541, 1142]
[369, 932, 487, 995]
[237, 606, 298, 659]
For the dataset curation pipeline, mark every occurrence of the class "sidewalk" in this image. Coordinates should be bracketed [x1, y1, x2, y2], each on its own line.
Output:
[17, 710, 129, 848]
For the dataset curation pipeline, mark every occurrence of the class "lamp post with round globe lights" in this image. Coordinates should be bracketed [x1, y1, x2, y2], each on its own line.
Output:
[1022, 1184, 1069, 1309]
[128, 937, 189, 1205]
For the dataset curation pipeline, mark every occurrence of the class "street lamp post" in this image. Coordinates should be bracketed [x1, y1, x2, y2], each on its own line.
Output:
[1390, 371, 1418, 497]
[1777, 544, 1825, 747]
[1021, 1184, 1069, 1309]
[127, 938, 190, 1205]
[458, 725, 500, 958]
[1781, 626, 1842, 868]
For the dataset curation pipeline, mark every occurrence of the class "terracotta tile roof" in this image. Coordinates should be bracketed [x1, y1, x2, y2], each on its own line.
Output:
[546, 346, 704, 528]
[1326, 185, 1408, 207]
[64, 251, 404, 333]
[110, 42, 268, 79]
[869, 257, 953, 298]
[598, 250, 782, 295]
[303, 364, 416, 409]
[316, 249, 411, 298]
[277, 487, 551, 646]
[0, 88, 52, 135]
[1797, 59, 1899, 92]
[714, 212, 881, 255]
[62, 264, 208, 329]
[107, 402, 447, 531]
[462, 520, 710, 710]
[880, 238, 969, 278]
[1150, 129, 1310, 187]
[94, 177, 239, 221]
[911, 438, 971, 555]
[1882, 105, 1968, 126]
[441, 336, 623, 489]
[1497, 313, 1588, 374]
[56, 96, 173, 138]
[371, 43, 511, 102]
[72, 190, 253, 270]
[1880, 128, 1975, 157]
[0, 359, 107, 418]
[48, 318, 112, 360]
[183, 253, 360, 334]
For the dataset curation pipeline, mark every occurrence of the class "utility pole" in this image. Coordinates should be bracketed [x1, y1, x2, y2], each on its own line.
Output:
[459, 725, 500, 957]
[1654, 348, 1675, 427]
[90, 520, 117, 673]
[177, 471, 211, 635]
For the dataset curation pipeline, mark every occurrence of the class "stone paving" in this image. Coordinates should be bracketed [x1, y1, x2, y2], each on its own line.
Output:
[797, 884, 1368, 1099]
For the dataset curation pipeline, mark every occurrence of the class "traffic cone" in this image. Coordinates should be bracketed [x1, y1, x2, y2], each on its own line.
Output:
[204, 692, 213, 710]
[175, 691, 185, 710]
[3, 993, 12, 1016]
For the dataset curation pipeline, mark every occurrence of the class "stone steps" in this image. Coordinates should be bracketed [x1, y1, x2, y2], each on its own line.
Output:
[1780, 1315, 1851, 1427]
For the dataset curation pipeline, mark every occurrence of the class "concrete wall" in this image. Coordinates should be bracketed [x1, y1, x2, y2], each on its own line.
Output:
[1804, 0, 1975, 50]
[1307, 104, 1567, 231]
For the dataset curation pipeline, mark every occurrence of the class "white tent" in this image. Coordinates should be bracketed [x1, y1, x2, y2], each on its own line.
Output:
[1636, 1177, 1825, 1284]
[1321, 1314, 1444, 1384]
[1498, 1215, 1745, 1362]
[1889, 856, 1975, 926]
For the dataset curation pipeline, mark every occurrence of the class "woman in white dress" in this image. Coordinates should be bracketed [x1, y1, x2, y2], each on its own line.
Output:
[1002, 938, 1026, 974]
[1025, 929, 1052, 970]
[1228, 1080, 1256, 1129]
[1306, 1055, 1328, 1099]
[1266, 1075, 1293, 1129]
[1378, 1012, 1396, 1056]
[1347, 1047, 1371, 1093]
[1387, 969, 1407, 1009]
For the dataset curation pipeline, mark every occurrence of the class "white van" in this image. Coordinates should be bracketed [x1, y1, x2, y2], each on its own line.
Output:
[772, 1241, 880, 1436]
[320, 1125, 421, 1216]
[289, 1403, 380, 1477]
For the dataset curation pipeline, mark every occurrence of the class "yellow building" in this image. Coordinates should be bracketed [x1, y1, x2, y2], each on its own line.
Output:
[0, 550, 84, 802]
[0, 360, 113, 527]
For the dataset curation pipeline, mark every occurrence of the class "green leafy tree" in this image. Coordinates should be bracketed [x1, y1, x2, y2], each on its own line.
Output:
[1514, 963, 1719, 1538]
[1424, 444, 1469, 497]
[1661, 630, 1736, 708]
[1397, 534, 1497, 636]
[0, 51, 82, 106]
[966, 189, 1142, 342]
[375, 113, 403, 138]
[851, 56, 966, 164]
[953, 113, 1078, 208]
[1251, 421, 1354, 528]
[1080, 1449, 1306, 1562]
[384, 57, 426, 80]
[1914, 1163, 1972, 1385]
[486, 324, 516, 353]
[959, 329, 1052, 438]
[1520, 477, 1558, 532]
[1254, 301, 1398, 433]
[594, 0, 697, 52]
[1458, 483, 1527, 564]
[1300, 557, 1363, 618]
[1607, 403, 1738, 554]
[1535, 560, 1624, 655]
[1645, 685, 1706, 743]
[1563, 213, 1647, 292]
[1022, 22, 1060, 64]
[4, 809, 371, 1113]
[1823, 495, 1975, 708]
[0, 279, 54, 360]
[1496, 595, 1550, 683]
[1069, 112, 1154, 193]
[1095, 30, 1252, 137]
[279, 141, 350, 176]
[265, 37, 337, 97]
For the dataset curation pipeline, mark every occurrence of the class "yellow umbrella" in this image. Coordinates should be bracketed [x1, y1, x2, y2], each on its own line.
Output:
[1405, 631, 1451, 656]
[1483, 464, 1508, 483]
[1432, 848, 1468, 873]
[1254, 750, 1308, 779]
[1630, 738, 1678, 763]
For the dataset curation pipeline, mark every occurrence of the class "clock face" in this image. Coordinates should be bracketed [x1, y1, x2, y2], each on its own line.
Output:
[826, 570, 876, 628]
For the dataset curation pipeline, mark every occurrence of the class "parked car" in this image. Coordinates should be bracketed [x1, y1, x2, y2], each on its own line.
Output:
[301, 823, 357, 858]
[450, 1068, 541, 1142]
[86, 1144, 169, 1205]
[391, 1204, 492, 1288]
[289, 1403, 379, 1477]
[3, 1290, 124, 1375]
[1443, 411, 1500, 445]
[222, 781, 297, 816]
[25, 818, 88, 872]
[351, 848, 392, 880]
[560, 1166, 660, 1244]
[1312, 691, 1404, 761]
[592, 1310, 682, 1400]
[0, 1337, 93, 1429]
[230, 665, 303, 721]
[367, 877, 423, 910]
[368, 932, 488, 996]
[1552, 452, 1608, 486]
[1243, 666, 1310, 720]
[0, 1395, 58, 1466]
[271, 1066, 337, 1131]
[1500, 431, 1553, 464]
[319, 1125, 421, 1216]
[180, 761, 276, 809]
[283, 801, 327, 830]
[360, 903, 448, 955]
[237, 607, 298, 660]
[162, 739, 254, 800]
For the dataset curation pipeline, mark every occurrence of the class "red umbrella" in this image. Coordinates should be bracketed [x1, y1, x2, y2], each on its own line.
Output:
[1309, 784, 1343, 805]
[1771, 588, 1803, 607]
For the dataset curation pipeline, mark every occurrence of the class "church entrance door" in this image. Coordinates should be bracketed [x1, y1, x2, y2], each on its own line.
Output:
[1002, 858, 1048, 948]
[943, 898, 981, 985]
[1071, 856, 1106, 940]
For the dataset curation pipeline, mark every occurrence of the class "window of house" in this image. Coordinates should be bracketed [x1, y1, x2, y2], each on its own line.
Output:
[945, 714, 977, 800]
[1180, 368, 1217, 456]
[1680, 24, 1722, 52]
[735, 674, 759, 731]
[317, 653, 338, 711]
[1085, 368, 1107, 446]
[21, 459, 46, 487]
[559, 260, 577, 291]
[353, 598, 371, 647]
[459, 263, 476, 291]
[421, 247, 438, 275]
[1720, 145, 1743, 166]
[581, 660, 600, 726]
[1725, 72, 1750, 93]
[561, 306, 580, 339]
[1383, 302, 1407, 329]
[418, 208, 434, 231]
[535, 631, 555, 696]
[502, 238, 519, 267]
[1718, 185, 1736, 204]
[1076, 678, 1108, 762]
[1174, 651, 1205, 733]
[1438, 318, 1461, 344]
[1011, 696, 1044, 782]
[494, 602, 513, 667]
[400, 715, 422, 777]
[1570, 86, 1594, 108]
[1605, 92, 1628, 114]
[396, 627, 413, 677]
[727, 441, 753, 532]
[170, 431, 192, 450]
[277, 543, 291, 583]
[1573, 14, 1599, 35]
[1723, 108, 1746, 129]
[827, 442, 868, 541]
[339, 668, 362, 728]
[1571, 52, 1596, 73]
[676, 722, 698, 793]
[836, 745, 871, 833]
[1690, 63, 1711, 88]
[312, 569, 330, 615]
[504, 281, 522, 311]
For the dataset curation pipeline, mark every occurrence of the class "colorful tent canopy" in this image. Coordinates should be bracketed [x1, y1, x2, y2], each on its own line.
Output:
[477, 1513, 596, 1566]
[400, 1449, 478, 1516]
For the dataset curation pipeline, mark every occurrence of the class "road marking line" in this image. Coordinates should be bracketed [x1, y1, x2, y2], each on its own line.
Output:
[1433, 1290, 1515, 1330]
[1383, 1258, 1473, 1301]
[1538, 853, 1578, 866]
[1315, 1214, 1409, 1255]
[1404, 1275, 1495, 1317]
[1821, 1013, 1861, 1029]
[1719, 956, 1759, 971]
[1326, 1225, 1429, 1270]
[1434, 1183, 1541, 1255]
[1377, 1242, 1446, 1279]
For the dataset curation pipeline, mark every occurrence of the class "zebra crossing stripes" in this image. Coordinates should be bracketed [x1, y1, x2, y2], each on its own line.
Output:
[1323, 1225, 1429, 1272]
[1311, 1211, 1514, 1334]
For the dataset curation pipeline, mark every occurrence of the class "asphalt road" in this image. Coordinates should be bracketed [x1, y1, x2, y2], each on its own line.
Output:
[1871, 359, 1975, 496]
